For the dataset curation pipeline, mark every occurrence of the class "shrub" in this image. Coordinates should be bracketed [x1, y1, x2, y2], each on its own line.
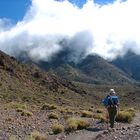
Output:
[81, 110, 93, 118]
[21, 110, 33, 117]
[48, 113, 58, 119]
[116, 111, 134, 123]
[93, 114, 107, 122]
[9, 135, 18, 140]
[63, 115, 71, 120]
[126, 108, 135, 117]
[51, 124, 64, 134]
[88, 108, 93, 112]
[65, 108, 73, 114]
[59, 108, 66, 113]
[28, 130, 47, 140]
[16, 108, 24, 112]
[96, 109, 104, 113]
[66, 118, 90, 132]
[6, 102, 26, 109]
[41, 104, 57, 110]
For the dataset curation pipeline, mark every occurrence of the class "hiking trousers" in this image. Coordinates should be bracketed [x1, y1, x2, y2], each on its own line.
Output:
[107, 106, 117, 128]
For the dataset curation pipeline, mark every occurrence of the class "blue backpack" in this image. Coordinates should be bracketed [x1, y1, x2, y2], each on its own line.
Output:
[102, 95, 118, 107]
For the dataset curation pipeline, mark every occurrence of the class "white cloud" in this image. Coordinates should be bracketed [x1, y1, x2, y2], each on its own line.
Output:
[0, 0, 140, 61]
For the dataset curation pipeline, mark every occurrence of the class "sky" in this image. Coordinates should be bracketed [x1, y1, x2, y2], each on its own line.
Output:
[0, 0, 140, 62]
[0, 0, 115, 22]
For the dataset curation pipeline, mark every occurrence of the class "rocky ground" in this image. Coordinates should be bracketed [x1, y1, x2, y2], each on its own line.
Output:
[53, 112, 140, 140]
[94, 112, 140, 140]
[0, 107, 139, 140]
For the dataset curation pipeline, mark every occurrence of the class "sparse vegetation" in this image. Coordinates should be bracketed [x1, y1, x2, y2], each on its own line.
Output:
[116, 108, 136, 123]
[66, 117, 90, 132]
[93, 114, 107, 122]
[21, 110, 33, 117]
[27, 130, 47, 140]
[51, 124, 64, 134]
[5, 102, 26, 109]
[9, 135, 18, 140]
[48, 113, 58, 119]
[0, 49, 140, 140]
[96, 109, 104, 113]
[81, 110, 93, 118]
[41, 104, 57, 110]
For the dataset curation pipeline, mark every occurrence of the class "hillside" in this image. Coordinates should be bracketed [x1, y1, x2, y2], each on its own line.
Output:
[77, 55, 134, 84]
[37, 54, 135, 85]
[0, 50, 88, 107]
[112, 51, 140, 82]
[0, 51, 140, 140]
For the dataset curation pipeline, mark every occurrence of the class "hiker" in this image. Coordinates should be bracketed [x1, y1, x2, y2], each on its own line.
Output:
[102, 89, 119, 128]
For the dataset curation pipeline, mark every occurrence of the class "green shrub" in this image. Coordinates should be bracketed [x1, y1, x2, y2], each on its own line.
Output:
[66, 118, 90, 132]
[48, 113, 58, 119]
[51, 124, 64, 134]
[116, 111, 134, 123]
[81, 110, 93, 118]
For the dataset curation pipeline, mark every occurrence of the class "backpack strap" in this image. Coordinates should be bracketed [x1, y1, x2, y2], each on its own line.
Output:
[108, 95, 116, 108]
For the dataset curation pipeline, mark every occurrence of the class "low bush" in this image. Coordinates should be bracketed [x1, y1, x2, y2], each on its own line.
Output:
[28, 130, 47, 140]
[116, 111, 134, 123]
[16, 107, 33, 117]
[48, 113, 58, 119]
[16, 108, 24, 112]
[93, 114, 107, 122]
[126, 108, 135, 117]
[66, 118, 90, 132]
[41, 104, 57, 110]
[81, 110, 93, 118]
[21, 110, 33, 117]
[51, 124, 64, 134]
[5, 102, 26, 109]
[96, 109, 104, 113]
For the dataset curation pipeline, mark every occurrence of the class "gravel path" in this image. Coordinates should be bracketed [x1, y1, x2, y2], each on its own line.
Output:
[94, 112, 140, 140]
[54, 112, 140, 140]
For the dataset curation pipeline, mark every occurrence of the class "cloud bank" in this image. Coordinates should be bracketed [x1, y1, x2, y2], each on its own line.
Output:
[0, 0, 140, 62]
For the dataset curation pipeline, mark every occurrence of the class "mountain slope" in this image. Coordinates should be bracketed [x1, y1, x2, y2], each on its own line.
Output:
[112, 51, 140, 82]
[0, 50, 87, 106]
[37, 54, 135, 85]
[78, 55, 134, 84]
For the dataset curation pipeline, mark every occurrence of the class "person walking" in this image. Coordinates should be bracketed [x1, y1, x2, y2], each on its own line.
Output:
[102, 89, 119, 128]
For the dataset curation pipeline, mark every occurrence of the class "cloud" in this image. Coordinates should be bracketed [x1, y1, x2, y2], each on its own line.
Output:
[0, 0, 140, 62]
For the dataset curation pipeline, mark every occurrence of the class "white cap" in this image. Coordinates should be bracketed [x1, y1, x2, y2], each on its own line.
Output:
[109, 89, 115, 95]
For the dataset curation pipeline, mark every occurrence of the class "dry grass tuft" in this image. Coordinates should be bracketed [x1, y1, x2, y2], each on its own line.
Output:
[51, 124, 64, 134]
[96, 109, 104, 113]
[81, 110, 93, 118]
[66, 117, 90, 132]
[93, 114, 107, 122]
[28, 130, 47, 140]
[41, 104, 57, 110]
[48, 113, 58, 119]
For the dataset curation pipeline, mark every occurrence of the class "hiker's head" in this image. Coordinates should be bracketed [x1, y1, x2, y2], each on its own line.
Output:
[109, 89, 116, 95]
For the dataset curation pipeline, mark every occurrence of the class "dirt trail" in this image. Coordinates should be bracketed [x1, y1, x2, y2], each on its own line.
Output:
[94, 112, 140, 140]
[58, 112, 140, 140]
